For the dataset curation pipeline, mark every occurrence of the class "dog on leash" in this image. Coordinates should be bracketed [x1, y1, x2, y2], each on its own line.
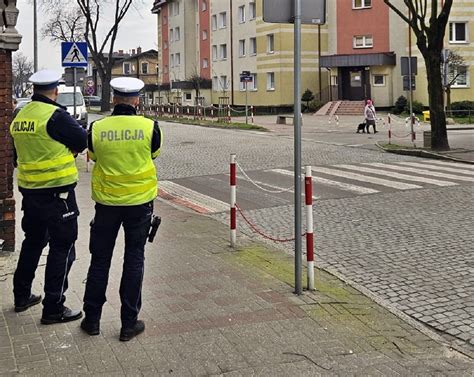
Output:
[356, 122, 369, 133]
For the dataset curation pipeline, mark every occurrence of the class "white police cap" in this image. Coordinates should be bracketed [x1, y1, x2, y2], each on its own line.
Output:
[110, 77, 145, 97]
[29, 70, 62, 90]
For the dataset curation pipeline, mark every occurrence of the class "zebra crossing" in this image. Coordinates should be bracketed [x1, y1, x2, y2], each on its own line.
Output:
[158, 160, 474, 214]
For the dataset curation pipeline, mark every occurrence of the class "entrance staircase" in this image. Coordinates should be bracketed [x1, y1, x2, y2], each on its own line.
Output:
[315, 100, 366, 116]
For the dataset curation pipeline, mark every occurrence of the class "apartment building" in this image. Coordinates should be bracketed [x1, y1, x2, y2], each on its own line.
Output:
[153, 0, 473, 109]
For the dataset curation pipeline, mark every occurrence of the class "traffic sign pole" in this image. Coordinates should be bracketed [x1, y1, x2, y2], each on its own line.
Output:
[294, 0, 302, 295]
[245, 81, 248, 125]
[73, 67, 77, 118]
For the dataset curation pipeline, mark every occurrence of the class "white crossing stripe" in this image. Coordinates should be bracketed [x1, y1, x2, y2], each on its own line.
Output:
[270, 169, 379, 195]
[339, 164, 457, 187]
[311, 166, 422, 190]
[237, 173, 318, 200]
[395, 161, 474, 176]
[425, 160, 474, 170]
[159, 181, 229, 213]
[366, 163, 474, 183]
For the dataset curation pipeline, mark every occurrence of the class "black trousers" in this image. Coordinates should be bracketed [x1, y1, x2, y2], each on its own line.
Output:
[13, 190, 79, 315]
[83, 202, 153, 328]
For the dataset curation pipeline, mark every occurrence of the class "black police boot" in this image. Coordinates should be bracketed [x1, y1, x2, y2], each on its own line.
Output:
[15, 294, 42, 313]
[41, 307, 82, 325]
[80, 318, 100, 336]
[119, 320, 145, 342]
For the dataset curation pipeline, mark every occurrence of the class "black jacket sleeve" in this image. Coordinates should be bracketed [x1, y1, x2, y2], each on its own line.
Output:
[46, 109, 88, 153]
[151, 120, 162, 158]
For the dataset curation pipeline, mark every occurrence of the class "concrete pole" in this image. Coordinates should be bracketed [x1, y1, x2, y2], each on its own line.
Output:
[294, 0, 302, 296]
[33, 0, 38, 71]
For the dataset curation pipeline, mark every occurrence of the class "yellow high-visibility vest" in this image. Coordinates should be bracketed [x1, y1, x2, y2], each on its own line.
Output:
[91, 115, 158, 206]
[10, 102, 78, 189]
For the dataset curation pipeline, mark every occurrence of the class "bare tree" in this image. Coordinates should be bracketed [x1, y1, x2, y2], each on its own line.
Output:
[41, 7, 86, 43]
[442, 50, 465, 113]
[186, 71, 212, 105]
[12, 53, 34, 98]
[41, 0, 138, 111]
[383, 0, 453, 151]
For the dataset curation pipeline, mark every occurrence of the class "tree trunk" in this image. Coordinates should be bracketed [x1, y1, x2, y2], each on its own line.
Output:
[425, 52, 450, 151]
[100, 73, 111, 112]
[446, 87, 451, 113]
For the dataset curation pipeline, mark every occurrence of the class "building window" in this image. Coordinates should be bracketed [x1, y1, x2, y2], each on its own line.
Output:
[330, 75, 338, 86]
[250, 73, 257, 90]
[449, 22, 468, 43]
[220, 44, 227, 60]
[202, 58, 208, 68]
[267, 72, 275, 90]
[170, 54, 175, 67]
[123, 62, 131, 75]
[175, 27, 180, 41]
[220, 75, 228, 90]
[450, 66, 468, 87]
[250, 37, 257, 55]
[201, 0, 207, 12]
[353, 35, 373, 48]
[212, 76, 218, 91]
[202, 30, 208, 40]
[185, 92, 192, 101]
[171, 1, 180, 16]
[267, 34, 274, 53]
[141, 62, 149, 74]
[238, 5, 245, 23]
[211, 15, 217, 30]
[170, 29, 174, 42]
[212, 45, 218, 61]
[373, 74, 385, 86]
[175, 53, 181, 66]
[249, 2, 256, 20]
[219, 12, 227, 28]
[353, 0, 371, 9]
[239, 39, 246, 57]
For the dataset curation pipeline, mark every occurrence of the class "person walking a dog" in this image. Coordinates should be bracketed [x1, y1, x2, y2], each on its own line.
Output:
[364, 99, 377, 134]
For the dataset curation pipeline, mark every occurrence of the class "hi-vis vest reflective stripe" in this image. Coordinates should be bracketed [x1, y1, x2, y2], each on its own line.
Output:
[91, 115, 157, 206]
[10, 102, 78, 189]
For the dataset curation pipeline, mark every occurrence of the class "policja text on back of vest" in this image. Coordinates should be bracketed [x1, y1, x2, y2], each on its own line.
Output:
[100, 129, 145, 142]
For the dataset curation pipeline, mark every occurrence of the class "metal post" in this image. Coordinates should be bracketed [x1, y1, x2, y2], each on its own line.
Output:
[294, 0, 302, 296]
[73, 67, 77, 119]
[245, 81, 248, 124]
[230, 154, 237, 248]
[408, 10, 414, 146]
[33, 0, 38, 71]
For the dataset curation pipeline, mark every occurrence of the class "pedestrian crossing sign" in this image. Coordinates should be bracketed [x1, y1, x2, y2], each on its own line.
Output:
[61, 42, 88, 67]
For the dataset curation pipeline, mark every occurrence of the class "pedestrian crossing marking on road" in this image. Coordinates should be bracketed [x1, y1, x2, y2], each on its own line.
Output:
[270, 169, 380, 195]
[337, 164, 458, 187]
[426, 160, 474, 170]
[311, 166, 422, 190]
[159, 180, 228, 214]
[395, 161, 474, 176]
[366, 163, 474, 183]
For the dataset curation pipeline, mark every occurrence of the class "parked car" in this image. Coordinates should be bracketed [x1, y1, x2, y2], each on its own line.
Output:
[13, 98, 32, 119]
[57, 84, 88, 128]
[84, 95, 102, 107]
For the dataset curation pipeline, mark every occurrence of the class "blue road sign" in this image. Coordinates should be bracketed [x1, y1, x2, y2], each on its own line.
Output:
[62, 42, 88, 67]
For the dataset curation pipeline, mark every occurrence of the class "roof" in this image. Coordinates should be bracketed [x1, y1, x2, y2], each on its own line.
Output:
[320, 52, 396, 68]
[151, 0, 167, 13]
[117, 49, 158, 63]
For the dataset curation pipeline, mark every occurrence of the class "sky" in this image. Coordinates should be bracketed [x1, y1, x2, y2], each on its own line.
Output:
[15, 0, 158, 72]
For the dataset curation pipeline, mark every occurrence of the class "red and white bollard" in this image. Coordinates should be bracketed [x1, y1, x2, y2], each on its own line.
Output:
[251, 105, 254, 123]
[305, 166, 315, 291]
[211, 108, 214, 119]
[335, 115, 339, 126]
[230, 154, 237, 247]
[227, 105, 231, 123]
[388, 113, 392, 144]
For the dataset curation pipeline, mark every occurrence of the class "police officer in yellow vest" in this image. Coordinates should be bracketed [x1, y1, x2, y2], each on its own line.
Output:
[10, 70, 87, 324]
[81, 77, 162, 341]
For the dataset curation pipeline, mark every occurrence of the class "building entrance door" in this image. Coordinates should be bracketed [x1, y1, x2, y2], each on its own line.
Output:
[340, 67, 371, 101]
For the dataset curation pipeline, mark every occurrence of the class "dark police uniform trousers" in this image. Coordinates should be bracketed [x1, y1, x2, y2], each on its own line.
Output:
[83, 201, 153, 328]
[13, 189, 79, 315]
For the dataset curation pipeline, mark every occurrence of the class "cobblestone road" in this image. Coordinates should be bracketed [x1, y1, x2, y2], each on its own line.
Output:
[155, 121, 474, 355]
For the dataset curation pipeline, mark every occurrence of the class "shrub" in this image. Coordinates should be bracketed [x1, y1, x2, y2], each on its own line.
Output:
[405, 100, 424, 115]
[392, 95, 407, 114]
[451, 101, 474, 112]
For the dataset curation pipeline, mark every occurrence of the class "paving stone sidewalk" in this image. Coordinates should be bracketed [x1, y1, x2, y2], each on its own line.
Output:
[0, 177, 473, 375]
